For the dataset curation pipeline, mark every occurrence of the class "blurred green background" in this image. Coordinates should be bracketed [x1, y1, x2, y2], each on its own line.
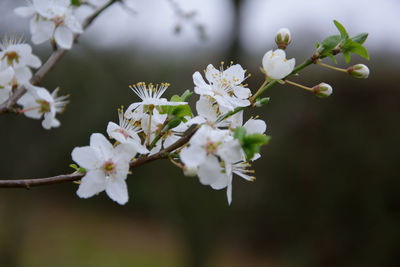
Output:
[1, 0, 400, 266]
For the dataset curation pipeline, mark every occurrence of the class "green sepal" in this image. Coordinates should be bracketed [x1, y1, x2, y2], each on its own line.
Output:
[69, 164, 86, 173]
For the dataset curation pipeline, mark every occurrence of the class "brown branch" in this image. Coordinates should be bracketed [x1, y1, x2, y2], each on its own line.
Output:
[0, 126, 198, 189]
[0, 0, 119, 114]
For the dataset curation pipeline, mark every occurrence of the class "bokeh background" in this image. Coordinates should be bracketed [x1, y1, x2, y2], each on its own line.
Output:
[1, 0, 400, 266]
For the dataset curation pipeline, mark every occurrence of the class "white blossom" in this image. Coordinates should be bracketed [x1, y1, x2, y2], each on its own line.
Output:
[125, 82, 186, 120]
[17, 84, 68, 129]
[106, 107, 149, 154]
[262, 49, 295, 80]
[187, 95, 243, 128]
[180, 125, 243, 199]
[72, 133, 136, 205]
[193, 63, 251, 111]
[0, 66, 14, 104]
[0, 38, 41, 85]
[15, 0, 83, 49]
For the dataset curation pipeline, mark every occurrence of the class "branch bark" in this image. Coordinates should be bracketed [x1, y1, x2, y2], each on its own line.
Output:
[0, 126, 198, 189]
[0, 0, 119, 114]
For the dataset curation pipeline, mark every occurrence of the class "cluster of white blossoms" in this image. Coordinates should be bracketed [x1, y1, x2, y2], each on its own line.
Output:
[15, 0, 83, 49]
[0, 36, 68, 129]
[72, 61, 274, 205]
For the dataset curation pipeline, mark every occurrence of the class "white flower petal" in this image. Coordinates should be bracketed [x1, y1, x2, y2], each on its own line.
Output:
[54, 26, 73, 49]
[197, 155, 228, 190]
[223, 64, 245, 84]
[14, 6, 36, 17]
[180, 145, 206, 167]
[77, 170, 106, 199]
[105, 178, 129, 205]
[14, 67, 32, 85]
[30, 18, 54, 44]
[90, 133, 113, 160]
[0, 67, 14, 85]
[71, 146, 100, 169]
[243, 119, 267, 134]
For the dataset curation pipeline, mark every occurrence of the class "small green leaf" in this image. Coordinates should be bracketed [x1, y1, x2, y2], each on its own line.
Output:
[351, 33, 368, 45]
[333, 20, 349, 40]
[69, 164, 86, 173]
[180, 90, 193, 102]
[170, 95, 182, 102]
[234, 127, 246, 144]
[244, 134, 270, 145]
[167, 118, 182, 129]
[70, 0, 81, 6]
[327, 53, 337, 64]
[343, 51, 351, 63]
[346, 42, 370, 60]
[315, 41, 320, 48]
[321, 35, 341, 55]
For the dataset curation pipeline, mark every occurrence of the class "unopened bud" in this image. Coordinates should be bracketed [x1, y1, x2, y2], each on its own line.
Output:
[312, 83, 333, 98]
[275, 28, 291, 49]
[347, 64, 369, 79]
[255, 97, 270, 107]
[183, 166, 197, 177]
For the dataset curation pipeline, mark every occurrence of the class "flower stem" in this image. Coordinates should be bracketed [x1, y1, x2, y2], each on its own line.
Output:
[284, 80, 313, 92]
[317, 61, 348, 73]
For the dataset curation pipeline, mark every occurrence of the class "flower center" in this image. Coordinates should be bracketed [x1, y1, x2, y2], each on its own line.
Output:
[102, 160, 116, 176]
[3, 51, 19, 66]
[117, 128, 129, 139]
[53, 16, 65, 27]
[205, 141, 218, 155]
[36, 100, 51, 114]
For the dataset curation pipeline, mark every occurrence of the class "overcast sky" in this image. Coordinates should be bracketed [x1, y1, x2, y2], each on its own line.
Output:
[1, 0, 400, 55]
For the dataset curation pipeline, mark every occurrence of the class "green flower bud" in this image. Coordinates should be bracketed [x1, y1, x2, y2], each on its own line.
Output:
[275, 28, 291, 50]
[347, 64, 369, 79]
[312, 82, 333, 98]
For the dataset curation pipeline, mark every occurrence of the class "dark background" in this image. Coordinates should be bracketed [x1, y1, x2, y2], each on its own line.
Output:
[1, 0, 399, 266]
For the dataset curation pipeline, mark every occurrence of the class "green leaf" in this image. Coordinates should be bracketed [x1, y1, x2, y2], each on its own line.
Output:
[321, 35, 341, 55]
[333, 20, 349, 40]
[170, 95, 182, 102]
[315, 41, 320, 49]
[351, 33, 368, 45]
[244, 134, 270, 146]
[171, 105, 192, 117]
[327, 53, 337, 64]
[241, 134, 271, 161]
[71, 0, 81, 6]
[180, 90, 193, 102]
[234, 127, 246, 144]
[69, 164, 86, 173]
[167, 118, 182, 129]
[343, 51, 351, 63]
[346, 42, 370, 60]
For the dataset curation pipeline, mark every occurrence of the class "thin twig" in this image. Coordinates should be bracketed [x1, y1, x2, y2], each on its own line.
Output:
[0, 126, 198, 189]
[0, 0, 119, 114]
